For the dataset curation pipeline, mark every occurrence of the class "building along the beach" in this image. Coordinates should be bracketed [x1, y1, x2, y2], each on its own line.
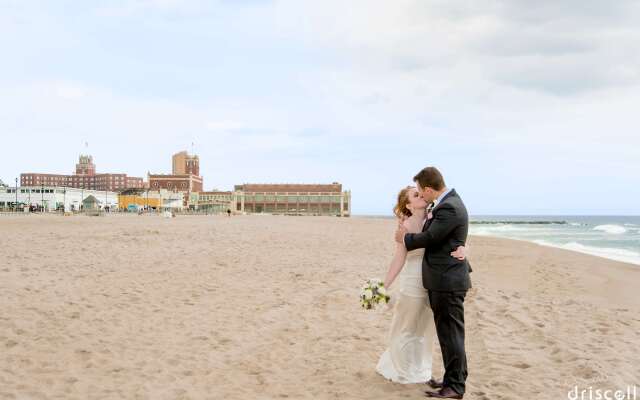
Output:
[0, 186, 118, 212]
[188, 191, 240, 213]
[148, 174, 203, 193]
[21, 154, 144, 191]
[233, 183, 351, 217]
[148, 151, 204, 206]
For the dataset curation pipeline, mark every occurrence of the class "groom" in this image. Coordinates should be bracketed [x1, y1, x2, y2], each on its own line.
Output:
[395, 167, 472, 399]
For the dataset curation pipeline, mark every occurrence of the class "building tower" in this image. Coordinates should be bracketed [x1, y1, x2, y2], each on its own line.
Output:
[75, 155, 96, 176]
[172, 151, 199, 176]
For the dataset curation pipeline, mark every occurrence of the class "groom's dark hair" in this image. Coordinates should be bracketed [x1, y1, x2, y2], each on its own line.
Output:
[414, 167, 445, 190]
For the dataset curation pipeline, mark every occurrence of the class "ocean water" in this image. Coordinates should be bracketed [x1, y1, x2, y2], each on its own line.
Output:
[470, 216, 640, 265]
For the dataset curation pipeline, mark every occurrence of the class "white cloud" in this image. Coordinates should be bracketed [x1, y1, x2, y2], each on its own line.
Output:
[1, 1, 639, 214]
[54, 83, 88, 100]
[205, 120, 247, 132]
[276, 0, 640, 96]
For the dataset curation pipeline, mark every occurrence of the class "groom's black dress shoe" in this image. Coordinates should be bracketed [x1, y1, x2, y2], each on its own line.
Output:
[426, 378, 443, 389]
[425, 387, 463, 399]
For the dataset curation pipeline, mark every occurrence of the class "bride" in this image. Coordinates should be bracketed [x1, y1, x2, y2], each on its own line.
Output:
[376, 186, 465, 384]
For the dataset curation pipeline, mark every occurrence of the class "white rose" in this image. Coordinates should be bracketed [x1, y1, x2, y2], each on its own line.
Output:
[364, 289, 373, 300]
[378, 287, 387, 296]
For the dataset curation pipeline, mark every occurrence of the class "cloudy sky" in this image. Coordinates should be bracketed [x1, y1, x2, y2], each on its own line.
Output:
[1, 0, 639, 215]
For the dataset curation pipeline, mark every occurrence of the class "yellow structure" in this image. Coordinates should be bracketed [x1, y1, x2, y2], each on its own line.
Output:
[118, 194, 161, 210]
[118, 189, 186, 211]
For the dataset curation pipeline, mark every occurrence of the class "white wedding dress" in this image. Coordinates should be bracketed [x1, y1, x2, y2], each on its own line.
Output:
[376, 248, 436, 383]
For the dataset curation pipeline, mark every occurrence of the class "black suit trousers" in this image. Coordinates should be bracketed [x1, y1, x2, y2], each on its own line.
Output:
[428, 290, 468, 395]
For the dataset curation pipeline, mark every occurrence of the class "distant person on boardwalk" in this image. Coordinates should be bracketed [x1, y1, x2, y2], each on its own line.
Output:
[227, 209, 231, 217]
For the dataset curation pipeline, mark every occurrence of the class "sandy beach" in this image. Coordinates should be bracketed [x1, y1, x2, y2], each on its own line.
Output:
[1, 214, 638, 400]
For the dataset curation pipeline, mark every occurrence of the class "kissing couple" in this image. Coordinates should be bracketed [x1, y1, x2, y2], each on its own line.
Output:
[377, 166, 472, 399]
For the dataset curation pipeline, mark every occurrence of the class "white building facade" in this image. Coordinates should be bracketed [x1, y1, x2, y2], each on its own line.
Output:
[0, 186, 118, 211]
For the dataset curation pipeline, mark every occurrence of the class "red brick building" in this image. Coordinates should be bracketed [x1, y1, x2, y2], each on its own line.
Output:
[147, 151, 204, 205]
[148, 174, 203, 193]
[21, 155, 144, 191]
[75, 155, 96, 176]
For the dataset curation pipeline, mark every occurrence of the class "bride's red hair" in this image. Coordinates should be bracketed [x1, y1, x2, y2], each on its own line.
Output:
[393, 186, 414, 219]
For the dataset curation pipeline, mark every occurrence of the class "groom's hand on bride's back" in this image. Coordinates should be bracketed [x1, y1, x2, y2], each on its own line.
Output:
[450, 245, 466, 260]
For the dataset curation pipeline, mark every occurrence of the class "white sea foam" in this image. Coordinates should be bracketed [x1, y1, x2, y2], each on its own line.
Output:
[593, 224, 627, 234]
[479, 225, 522, 232]
[470, 219, 640, 265]
[621, 224, 640, 232]
[470, 225, 530, 236]
[470, 224, 564, 237]
[532, 240, 640, 265]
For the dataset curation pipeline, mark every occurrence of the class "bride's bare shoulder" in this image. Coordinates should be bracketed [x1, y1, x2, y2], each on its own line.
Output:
[402, 217, 422, 234]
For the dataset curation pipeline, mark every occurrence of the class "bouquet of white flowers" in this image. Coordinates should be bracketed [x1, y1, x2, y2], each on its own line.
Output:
[360, 278, 390, 310]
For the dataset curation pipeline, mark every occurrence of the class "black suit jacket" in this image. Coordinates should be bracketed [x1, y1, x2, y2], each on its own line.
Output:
[404, 189, 472, 292]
